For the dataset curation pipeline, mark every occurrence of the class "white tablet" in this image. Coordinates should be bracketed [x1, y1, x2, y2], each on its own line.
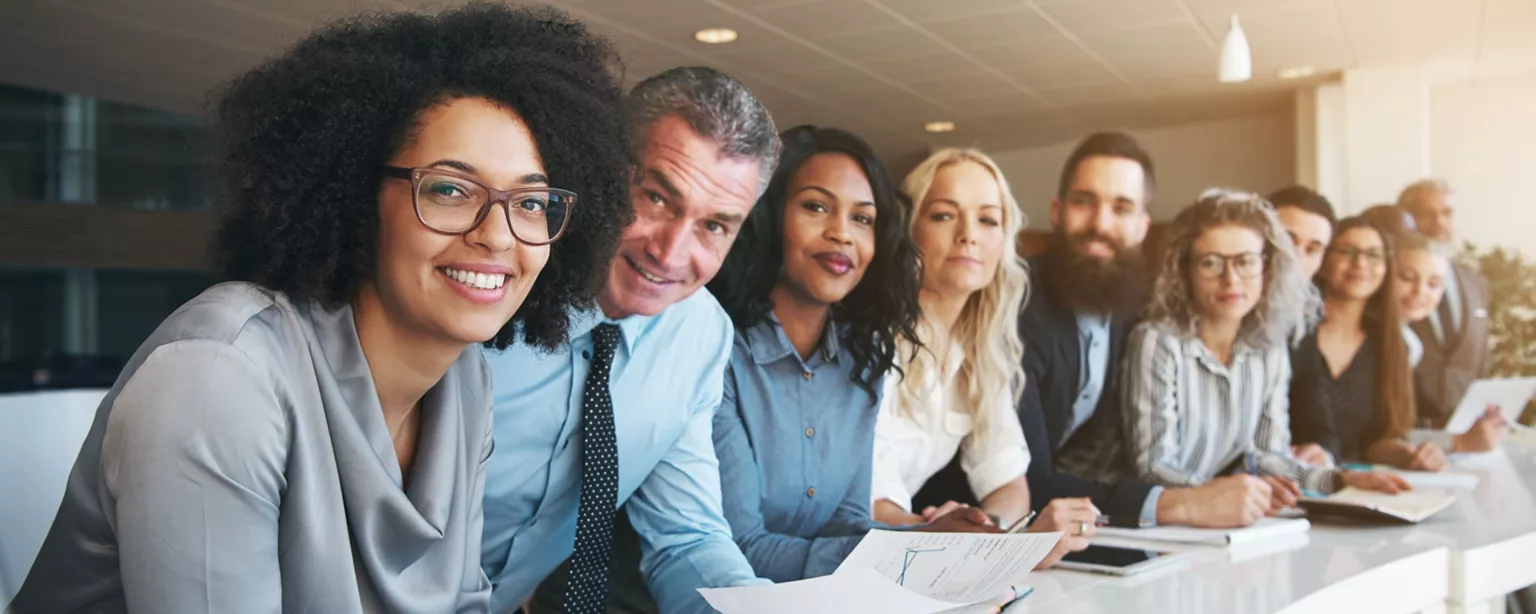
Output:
[1053, 544, 1183, 576]
[1442, 378, 1536, 434]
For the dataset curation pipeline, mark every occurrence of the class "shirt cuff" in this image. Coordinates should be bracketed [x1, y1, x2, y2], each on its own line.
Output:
[1301, 467, 1341, 494]
[1140, 486, 1165, 526]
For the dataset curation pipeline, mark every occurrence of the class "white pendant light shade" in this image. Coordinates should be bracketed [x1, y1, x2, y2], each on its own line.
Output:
[1219, 14, 1252, 83]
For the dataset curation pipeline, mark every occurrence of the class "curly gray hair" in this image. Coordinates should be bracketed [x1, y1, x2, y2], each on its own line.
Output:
[1144, 189, 1321, 349]
[626, 66, 780, 195]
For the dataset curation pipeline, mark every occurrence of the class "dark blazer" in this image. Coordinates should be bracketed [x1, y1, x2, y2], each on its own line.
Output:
[1411, 262, 1493, 427]
[909, 253, 1155, 516]
[1015, 253, 1154, 517]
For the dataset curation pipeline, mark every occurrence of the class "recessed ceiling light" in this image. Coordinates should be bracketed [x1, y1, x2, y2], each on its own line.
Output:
[694, 28, 738, 44]
[1278, 65, 1316, 79]
[924, 121, 956, 133]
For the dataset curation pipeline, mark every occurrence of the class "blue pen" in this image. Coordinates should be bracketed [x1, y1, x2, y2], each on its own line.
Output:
[1246, 450, 1257, 475]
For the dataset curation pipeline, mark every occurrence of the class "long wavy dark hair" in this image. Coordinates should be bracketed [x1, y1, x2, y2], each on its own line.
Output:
[708, 125, 922, 392]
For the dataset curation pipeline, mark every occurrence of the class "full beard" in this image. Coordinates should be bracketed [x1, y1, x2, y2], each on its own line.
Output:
[1043, 232, 1149, 315]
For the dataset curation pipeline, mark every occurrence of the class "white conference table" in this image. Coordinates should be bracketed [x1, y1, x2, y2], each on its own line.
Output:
[1013, 440, 1536, 614]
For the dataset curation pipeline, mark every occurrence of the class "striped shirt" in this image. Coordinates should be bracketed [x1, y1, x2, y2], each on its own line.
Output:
[1059, 320, 1340, 494]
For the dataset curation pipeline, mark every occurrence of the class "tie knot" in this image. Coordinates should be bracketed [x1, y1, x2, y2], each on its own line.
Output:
[592, 323, 621, 354]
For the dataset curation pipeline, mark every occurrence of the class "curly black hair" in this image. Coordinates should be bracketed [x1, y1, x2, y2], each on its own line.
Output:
[707, 125, 923, 392]
[210, 2, 632, 350]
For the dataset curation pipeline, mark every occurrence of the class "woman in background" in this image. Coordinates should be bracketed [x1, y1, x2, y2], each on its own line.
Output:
[705, 125, 941, 583]
[1288, 217, 1433, 468]
[1061, 191, 1410, 515]
[1393, 231, 1507, 451]
[9, 5, 630, 612]
[871, 148, 1096, 568]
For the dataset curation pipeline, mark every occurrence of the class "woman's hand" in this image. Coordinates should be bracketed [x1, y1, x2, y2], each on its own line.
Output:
[921, 500, 984, 524]
[1261, 476, 1301, 514]
[1407, 442, 1449, 472]
[1339, 470, 1412, 494]
[917, 507, 1001, 534]
[1026, 498, 1098, 569]
[1454, 405, 1508, 453]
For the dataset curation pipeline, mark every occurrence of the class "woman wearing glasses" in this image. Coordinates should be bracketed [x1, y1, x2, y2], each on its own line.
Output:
[1289, 218, 1468, 471]
[1060, 192, 1409, 520]
[10, 5, 629, 614]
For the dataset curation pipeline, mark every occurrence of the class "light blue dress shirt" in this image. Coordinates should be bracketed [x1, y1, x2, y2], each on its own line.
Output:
[713, 315, 881, 583]
[1065, 313, 1112, 444]
[1070, 312, 1163, 524]
[479, 290, 764, 614]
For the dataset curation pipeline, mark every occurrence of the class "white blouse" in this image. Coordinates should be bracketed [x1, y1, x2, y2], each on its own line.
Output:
[870, 348, 1030, 512]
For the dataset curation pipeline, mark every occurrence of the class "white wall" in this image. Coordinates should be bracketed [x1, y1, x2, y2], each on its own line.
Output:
[988, 108, 1297, 227]
[1430, 73, 1536, 257]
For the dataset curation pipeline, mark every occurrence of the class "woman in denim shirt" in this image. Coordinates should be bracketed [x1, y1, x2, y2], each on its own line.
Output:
[704, 126, 989, 582]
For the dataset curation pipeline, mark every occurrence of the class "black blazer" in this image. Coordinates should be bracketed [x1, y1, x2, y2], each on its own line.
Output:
[910, 253, 1155, 517]
[1016, 253, 1154, 517]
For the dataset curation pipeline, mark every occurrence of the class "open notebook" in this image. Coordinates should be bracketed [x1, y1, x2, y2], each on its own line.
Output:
[1299, 487, 1456, 524]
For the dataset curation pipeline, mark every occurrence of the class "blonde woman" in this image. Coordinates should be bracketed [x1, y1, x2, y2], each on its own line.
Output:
[1061, 191, 1410, 521]
[871, 149, 1095, 566]
[1393, 232, 1505, 449]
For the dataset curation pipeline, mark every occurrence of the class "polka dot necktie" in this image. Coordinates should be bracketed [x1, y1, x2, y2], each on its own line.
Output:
[564, 323, 622, 614]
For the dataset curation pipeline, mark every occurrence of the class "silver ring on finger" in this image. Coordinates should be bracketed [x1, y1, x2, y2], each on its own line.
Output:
[1077, 521, 1088, 536]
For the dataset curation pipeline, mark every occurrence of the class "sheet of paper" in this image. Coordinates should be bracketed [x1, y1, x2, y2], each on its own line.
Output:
[1442, 377, 1536, 434]
[1377, 468, 1479, 490]
[697, 568, 963, 614]
[834, 529, 1059, 604]
[1094, 516, 1310, 546]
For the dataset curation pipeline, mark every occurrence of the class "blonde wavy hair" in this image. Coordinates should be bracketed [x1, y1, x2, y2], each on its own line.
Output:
[1145, 189, 1320, 349]
[897, 148, 1029, 442]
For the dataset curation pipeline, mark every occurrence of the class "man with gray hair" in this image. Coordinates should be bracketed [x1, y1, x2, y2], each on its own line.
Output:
[1396, 179, 1493, 422]
[480, 66, 779, 614]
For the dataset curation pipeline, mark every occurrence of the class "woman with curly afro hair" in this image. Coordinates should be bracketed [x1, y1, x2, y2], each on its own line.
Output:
[10, 4, 631, 613]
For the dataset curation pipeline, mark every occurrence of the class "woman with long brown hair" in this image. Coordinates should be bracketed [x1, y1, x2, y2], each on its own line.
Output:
[1290, 217, 1438, 468]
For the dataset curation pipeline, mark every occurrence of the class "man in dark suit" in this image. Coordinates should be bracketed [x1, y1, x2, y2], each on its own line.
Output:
[1397, 179, 1494, 425]
[1018, 132, 1275, 528]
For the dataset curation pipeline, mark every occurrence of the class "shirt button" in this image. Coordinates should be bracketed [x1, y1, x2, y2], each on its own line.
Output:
[802, 371, 813, 381]
[581, 350, 592, 360]
[805, 427, 815, 438]
[806, 487, 817, 497]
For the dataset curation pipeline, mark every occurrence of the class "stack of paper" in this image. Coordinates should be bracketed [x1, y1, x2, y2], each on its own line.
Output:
[1094, 517, 1311, 546]
[698, 530, 1062, 614]
[1299, 487, 1456, 523]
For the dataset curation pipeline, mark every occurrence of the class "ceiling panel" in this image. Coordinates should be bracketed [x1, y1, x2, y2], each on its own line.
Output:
[1006, 58, 1126, 90]
[1037, 82, 1141, 107]
[856, 53, 992, 84]
[969, 37, 1099, 70]
[943, 92, 1052, 117]
[872, 0, 1034, 24]
[1038, 0, 1190, 32]
[812, 25, 954, 61]
[1077, 22, 1213, 61]
[0, 0, 1529, 164]
[921, 9, 1061, 52]
[749, 1, 904, 39]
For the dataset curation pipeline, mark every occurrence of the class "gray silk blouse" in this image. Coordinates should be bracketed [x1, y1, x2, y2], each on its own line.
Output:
[9, 282, 493, 613]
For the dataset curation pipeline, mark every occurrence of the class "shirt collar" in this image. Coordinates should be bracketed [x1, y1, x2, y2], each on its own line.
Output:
[570, 307, 653, 354]
[747, 311, 843, 367]
[1184, 333, 1260, 372]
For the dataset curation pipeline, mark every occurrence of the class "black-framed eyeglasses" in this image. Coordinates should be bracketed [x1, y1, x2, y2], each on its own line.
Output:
[381, 165, 575, 246]
[1330, 246, 1386, 265]
[1191, 251, 1266, 279]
